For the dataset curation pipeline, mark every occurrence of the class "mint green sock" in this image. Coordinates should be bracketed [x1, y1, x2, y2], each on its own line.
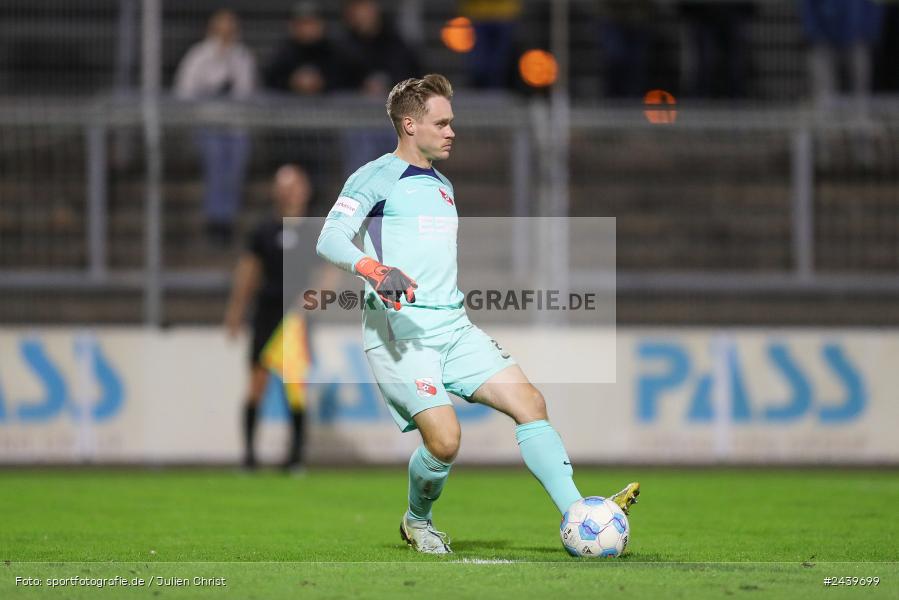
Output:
[408, 445, 452, 522]
[516, 420, 582, 514]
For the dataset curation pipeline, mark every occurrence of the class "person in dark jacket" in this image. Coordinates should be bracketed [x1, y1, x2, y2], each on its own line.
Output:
[335, 0, 422, 175]
[264, 1, 339, 95]
[678, 1, 755, 99]
[335, 0, 421, 96]
[596, 0, 656, 98]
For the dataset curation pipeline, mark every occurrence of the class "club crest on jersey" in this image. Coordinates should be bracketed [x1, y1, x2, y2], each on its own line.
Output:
[415, 377, 438, 398]
[439, 188, 454, 206]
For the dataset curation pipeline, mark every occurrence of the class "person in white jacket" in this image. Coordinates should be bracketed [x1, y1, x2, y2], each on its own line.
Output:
[174, 9, 257, 246]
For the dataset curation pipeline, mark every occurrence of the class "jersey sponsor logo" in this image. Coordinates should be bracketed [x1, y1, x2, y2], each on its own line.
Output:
[418, 215, 458, 238]
[332, 196, 361, 216]
[439, 188, 454, 206]
[415, 377, 438, 398]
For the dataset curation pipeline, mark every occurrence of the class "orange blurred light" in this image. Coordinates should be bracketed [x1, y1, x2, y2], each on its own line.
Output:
[441, 17, 475, 53]
[643, 89, 677, 124]
[518, 49, 558, 88]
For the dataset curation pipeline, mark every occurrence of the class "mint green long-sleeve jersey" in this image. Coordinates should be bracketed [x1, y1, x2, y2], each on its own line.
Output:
[316, 153, 470, 350]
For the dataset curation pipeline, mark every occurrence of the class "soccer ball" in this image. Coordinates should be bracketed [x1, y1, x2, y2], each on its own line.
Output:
[560, 496, 629, 557]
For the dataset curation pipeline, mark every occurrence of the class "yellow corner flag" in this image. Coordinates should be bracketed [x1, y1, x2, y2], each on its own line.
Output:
[260, 311, 311, 411]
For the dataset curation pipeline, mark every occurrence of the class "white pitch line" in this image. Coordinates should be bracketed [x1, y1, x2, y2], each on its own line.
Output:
[453, 558, 519, 564]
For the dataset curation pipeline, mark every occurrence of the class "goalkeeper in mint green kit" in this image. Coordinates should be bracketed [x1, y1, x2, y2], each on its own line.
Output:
[316, 74, 639, 554]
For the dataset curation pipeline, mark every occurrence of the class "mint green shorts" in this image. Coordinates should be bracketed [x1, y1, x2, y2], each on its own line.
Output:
[365, 325, 516, 432]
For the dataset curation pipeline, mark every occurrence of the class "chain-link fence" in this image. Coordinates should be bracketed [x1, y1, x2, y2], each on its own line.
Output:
[2, 0, 899, 325]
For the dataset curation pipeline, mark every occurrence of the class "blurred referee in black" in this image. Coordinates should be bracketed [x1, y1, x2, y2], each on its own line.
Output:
[225, 164, 332, 471]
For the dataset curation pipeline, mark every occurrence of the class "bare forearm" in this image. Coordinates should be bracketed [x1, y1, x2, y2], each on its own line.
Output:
[226, 255, 261, 321]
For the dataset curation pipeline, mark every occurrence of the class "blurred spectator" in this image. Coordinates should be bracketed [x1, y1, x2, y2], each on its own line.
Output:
[596, 0, 656, 98]
[459, 0, 522, 90]
[174, 9, 255, 246]
[677, 1, 755, 99]
[336, 0, 421, 96]
[264, 1, 338, 95]
[337, 0, 420, 174]
[396, 0, 426, 46]
[800, 0, 885, 111]
[873, 2, 899, 92]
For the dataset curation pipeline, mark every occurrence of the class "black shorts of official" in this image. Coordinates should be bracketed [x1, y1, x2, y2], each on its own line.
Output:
[250, 299, 284, 366]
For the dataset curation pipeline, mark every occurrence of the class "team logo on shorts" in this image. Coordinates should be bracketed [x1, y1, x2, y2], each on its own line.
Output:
[439, 188, 454, 206]
[415, 377, 438, 398]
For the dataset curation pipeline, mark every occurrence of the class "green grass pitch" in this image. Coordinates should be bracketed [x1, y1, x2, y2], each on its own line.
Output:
[1, 468, 897, 599]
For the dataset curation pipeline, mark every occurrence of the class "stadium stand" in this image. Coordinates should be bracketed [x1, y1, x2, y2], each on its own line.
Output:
[1, 0, 898, 326]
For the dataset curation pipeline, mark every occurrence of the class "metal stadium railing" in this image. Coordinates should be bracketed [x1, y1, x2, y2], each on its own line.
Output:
[1, 0, 899, 326]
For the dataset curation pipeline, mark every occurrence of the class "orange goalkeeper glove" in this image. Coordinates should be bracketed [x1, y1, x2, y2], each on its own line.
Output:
[355, 257, 418, 310]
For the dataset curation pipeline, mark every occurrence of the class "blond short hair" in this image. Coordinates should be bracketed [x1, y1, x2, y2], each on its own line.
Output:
[386, 74, 454, 136]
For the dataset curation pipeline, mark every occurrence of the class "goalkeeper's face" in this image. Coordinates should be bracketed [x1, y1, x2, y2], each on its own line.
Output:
[415, 96, 455, 162]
